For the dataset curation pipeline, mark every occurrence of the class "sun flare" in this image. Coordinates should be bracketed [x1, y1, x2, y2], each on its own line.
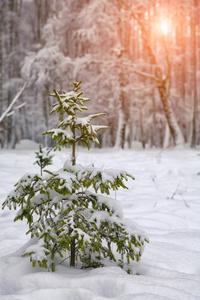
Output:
[160, 19, 169, 35]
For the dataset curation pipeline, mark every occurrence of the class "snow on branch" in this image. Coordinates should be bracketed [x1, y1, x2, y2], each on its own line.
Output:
[0, 80, 27, 123]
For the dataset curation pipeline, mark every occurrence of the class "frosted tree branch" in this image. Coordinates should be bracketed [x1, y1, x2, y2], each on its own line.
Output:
[0, 80, 27, 123]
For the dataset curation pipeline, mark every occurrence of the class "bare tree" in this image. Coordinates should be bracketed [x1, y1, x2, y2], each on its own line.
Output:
[127, 2, 185, 146]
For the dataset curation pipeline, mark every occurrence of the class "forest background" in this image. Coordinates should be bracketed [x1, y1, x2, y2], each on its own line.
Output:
[0, 0, 199, 149]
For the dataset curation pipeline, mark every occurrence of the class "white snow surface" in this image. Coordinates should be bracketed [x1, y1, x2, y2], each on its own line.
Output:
[0, 146, 200, 300]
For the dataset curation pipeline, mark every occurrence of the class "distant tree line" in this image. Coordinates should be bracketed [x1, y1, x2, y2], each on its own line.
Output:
[0, 0, 199, 149]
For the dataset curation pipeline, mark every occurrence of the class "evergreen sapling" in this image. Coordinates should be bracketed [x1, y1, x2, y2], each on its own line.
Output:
[34, 145, 54, 176]
[2, 81, 149, 272]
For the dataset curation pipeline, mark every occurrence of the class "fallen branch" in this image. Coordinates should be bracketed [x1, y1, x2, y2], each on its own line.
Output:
[170, 182, 190, 208]
[170, 182, 181, 199]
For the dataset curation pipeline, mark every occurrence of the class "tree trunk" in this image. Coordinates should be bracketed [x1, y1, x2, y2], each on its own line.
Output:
[70, 239, 76, 267]
[115, 106, 125, 148]
[158, 84, 184, 146]
[131, 11, 185, 147]
[114, 3, 131, 149]
[70, 122, 76, 267]
[191, 0, 198, 148]
[0, 1, 3, 117]
[114, 72, 127, 149]
[140, 106, 145, 148]
[0, 2, 4, 148]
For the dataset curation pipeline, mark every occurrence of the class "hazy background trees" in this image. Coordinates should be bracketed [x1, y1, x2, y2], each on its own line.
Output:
[0, 0, 199, 149]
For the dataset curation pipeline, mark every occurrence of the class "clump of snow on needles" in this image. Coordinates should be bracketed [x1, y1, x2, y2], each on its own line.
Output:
[0, 148, 200, 299]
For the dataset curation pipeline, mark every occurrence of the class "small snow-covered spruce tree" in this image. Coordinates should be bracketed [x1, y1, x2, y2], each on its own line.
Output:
[2, 81, 148, 273]
[34, 145, 54, 176]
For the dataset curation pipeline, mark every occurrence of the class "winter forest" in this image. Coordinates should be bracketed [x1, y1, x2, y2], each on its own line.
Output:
[1, 1, 200, 299]
[0, 0, 200, 149]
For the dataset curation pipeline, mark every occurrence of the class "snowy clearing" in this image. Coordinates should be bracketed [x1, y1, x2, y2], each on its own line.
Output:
[0, 146, 200, 300]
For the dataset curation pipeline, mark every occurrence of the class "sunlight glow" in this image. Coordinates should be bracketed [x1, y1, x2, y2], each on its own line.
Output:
[160, 19, 169, 35]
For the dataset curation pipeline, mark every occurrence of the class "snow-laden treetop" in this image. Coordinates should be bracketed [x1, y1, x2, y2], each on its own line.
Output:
[44, 81, 108, 152]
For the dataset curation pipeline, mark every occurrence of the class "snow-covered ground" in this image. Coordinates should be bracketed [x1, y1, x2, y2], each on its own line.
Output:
[0, 144, 200, 299]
